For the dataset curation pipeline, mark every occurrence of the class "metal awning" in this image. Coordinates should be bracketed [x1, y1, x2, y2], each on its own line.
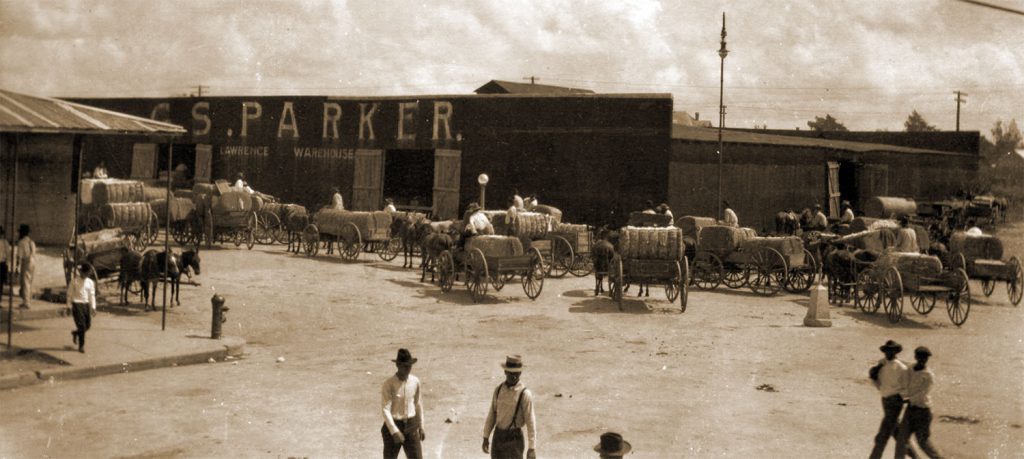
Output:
[0, 88, 185, 136]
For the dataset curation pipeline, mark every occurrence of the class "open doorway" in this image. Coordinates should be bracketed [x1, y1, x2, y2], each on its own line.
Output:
[383, 149, 434, 211]
[157, 143, 197, 189]
[838, 161, 859, 207]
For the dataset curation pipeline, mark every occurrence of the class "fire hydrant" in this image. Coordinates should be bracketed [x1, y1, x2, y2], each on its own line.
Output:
[211, 294, 228, 339]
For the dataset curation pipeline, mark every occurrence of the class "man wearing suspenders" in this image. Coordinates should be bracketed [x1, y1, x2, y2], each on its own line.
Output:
[482, 355, 537, 459]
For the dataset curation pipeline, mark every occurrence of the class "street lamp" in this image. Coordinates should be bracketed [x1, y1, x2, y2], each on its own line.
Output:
[716, 12, 728, 220]
[477, 173, 489, 209]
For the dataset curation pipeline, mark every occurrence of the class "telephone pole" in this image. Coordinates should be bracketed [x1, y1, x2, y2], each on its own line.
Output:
[954, 91, 967, 131]
[197, 85, 206, 97]
[716, 12, 729, 220]
[523, 76, 539, 85]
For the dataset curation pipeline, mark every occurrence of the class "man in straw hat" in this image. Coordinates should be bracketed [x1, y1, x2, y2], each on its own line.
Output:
[869, 340, 917, 459]
[482, 355, 537, 459]
[594, 431, 632, 458]
[381, 348, 425, 459]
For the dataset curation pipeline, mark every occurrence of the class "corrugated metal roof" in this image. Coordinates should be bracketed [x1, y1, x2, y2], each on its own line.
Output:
[474, 80, 596, 95]
[672, 124, 968, 156]
[0, 88, 185, 136]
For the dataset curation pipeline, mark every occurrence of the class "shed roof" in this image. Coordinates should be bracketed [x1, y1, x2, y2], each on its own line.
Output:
[672, 124, 968, 156]
[474, 80, 595, 95]
[0, 88, 185, 136]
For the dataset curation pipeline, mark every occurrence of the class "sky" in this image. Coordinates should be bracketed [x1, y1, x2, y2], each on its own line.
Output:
[1, 0, 1022, 135]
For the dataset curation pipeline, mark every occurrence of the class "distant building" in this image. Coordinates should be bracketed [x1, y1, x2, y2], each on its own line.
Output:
[474, 80, 595, 95]
[672, 112, 712, 128]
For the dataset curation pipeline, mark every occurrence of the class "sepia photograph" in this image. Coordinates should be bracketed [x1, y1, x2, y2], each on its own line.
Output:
[1, 0, 1022, 457]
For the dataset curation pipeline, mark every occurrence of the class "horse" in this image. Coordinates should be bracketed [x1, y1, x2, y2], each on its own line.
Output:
[418, 221, 455, 283]
[140, 249, 200, 309]
[118, 247, 147, 305]
[774, 211, 799, 236]
[391, 214, 425, 269]
[286, 209, 310, 254]
[591, 226, 618, 296]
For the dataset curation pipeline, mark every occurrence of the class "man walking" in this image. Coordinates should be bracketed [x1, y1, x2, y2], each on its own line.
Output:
[896, 347, 943, 458]
[381, 348, 425, 459]
[67, 263, 97, 353]
[15, 224, 35, 309]
[870, 340, 917, 459]
[483, 355, 537, 459]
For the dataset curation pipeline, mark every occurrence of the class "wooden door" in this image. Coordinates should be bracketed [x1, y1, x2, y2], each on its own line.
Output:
[195, 144, 213, 182]
[352, 149, 384, 211]
[130, 143, 156, 179]
[826, 161, 841, 218]
[432, 149, 461, 220]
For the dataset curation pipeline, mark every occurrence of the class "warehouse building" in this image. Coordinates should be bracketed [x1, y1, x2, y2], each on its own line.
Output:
[0, 89, 184, 244]
[74, 92, 673, 226]
[669, 125, 980, 232]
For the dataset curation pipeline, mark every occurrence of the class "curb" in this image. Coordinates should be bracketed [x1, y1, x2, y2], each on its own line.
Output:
[0, 306, 69, 323]
[2, 336, 245, 390]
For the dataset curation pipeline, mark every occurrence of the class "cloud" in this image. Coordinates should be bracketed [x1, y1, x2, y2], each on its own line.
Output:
[0, 0, 1020, 133]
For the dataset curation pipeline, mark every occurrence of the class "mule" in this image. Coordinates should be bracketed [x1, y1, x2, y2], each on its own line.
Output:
[140, 249, 200, 309]
[118, 247, 147, 305]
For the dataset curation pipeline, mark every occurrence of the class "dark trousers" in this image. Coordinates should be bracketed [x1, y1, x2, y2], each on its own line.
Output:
[72, 302, 91, 350]
[490, 428, 525, 459]
[0, 262, 7, 296]
[896, 406, 943, 458]
[870, 395, 917, 459]
[381, 419, 422, 459]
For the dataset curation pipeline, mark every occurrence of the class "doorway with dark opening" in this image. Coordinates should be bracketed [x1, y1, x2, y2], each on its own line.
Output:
[838, 161, 859, 209]
[158, 143, 197, 189]
[383, 149, 434, 212]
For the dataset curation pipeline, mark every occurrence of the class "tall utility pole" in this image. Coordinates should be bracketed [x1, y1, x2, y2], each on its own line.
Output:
[954, 91, 967, 131]
[717, 12, 729, 220]
[197, 85, 206, 97]
[523, 76, 538, 85]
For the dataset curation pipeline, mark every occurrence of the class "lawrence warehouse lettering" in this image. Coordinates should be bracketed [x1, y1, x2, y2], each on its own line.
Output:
[222, 146, 270, 157]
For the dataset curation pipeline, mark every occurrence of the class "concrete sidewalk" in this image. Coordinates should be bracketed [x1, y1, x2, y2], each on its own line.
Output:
[0, 313, 244, 390]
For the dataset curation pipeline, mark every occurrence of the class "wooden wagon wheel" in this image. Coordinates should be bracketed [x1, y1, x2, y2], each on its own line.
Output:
[609, 255, 624, 310]
[691, 251, 722, 290]
[146, 209, 160, 245]
[946, 268, 971, 326]
[467, 248, 489, 303]
[378, 235, 401, 262]
[340, 223, 362, 260]
[203, 208, 215, 249]
[256, 211, 280, 245]
[665, 260, 681, 303]
[302, 224, 320, 257]
[547, 236, 574, 279]
[87, 214, 104, 232]
[522, 247, 545, 300]
[951, 253, 967, 272]
[569, 253, 593, 278]
[784, 249, 817, 294]
[438, 250, 455, 293]
[1008, 256, 1023, 306]
[909, 292, 937, 315]
[492, 269, 506, 292]
[721, 263, 749, 289]
[855, 268, 880, 314]
[244, 211, 257, 250]
[880, 267, 904, 324]
[981, 279, 995, 297]
[749, 248, 787, 297]
[679, 256, 689, 312]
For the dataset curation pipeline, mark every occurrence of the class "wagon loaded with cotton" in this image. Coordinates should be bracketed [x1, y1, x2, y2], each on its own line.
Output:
[301, 209, 399, 261]
[607, 226, 689, 311]
[78, 179, 158, 250]
[854, 251, 970, 325]
[947, 232, 1021, 306]
[482, 210, 574, 278]
[62, 228, 142, 295]
[436, 235, 545, 303]
[690, 226, 816, 296]
[194, 189, 259, 249]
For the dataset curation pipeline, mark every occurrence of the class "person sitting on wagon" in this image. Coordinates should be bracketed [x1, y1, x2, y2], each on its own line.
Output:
[722, 200, 739, 227]
[504, 198, 519, 236]
[330, 187, 345, 210]
[642, 200, 657, 215]
[466, 203, 494, 236]
[513, 189, 525, 211]
[233, 172, 255, 194]
[809, 204, 828, 231]
[841, 200, 855, 224]
[93, 162, 108, 179]
[965, 219, 983, 236]
[893, 216, 920, 253]
[384, 198, 397, 213]
[658, 203, 674, 223]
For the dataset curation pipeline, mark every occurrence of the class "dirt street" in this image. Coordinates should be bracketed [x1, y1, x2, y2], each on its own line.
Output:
[1, 226, 1022, 458]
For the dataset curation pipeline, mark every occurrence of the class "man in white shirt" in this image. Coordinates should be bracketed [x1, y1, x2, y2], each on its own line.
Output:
[381, 348, 425, 459]
[15, 224, 35, 309]
[722, 201, 739, 227]
[841, 201, 855, 224]
[504, 198, 519, 236]
[896, 347, 942, 459]
[67, 263, 97, 353]
[384, 198, 398, 213]
[483, 355, 537, 459]
[466, 203, 494, 236]
[870, 340, 916, 459]
[809, 204, 828, 231]
[329, 187, 345, 210]
[894, 217, 919, 253]
[513, 190, 525, 211]
[233, 172, 255, 194]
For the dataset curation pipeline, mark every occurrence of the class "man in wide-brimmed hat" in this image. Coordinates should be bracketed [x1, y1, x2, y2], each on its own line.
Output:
[869, 340, 916, 459]
[483, 355, 537, 459]
[594, 431, 632, 458]
[896, 347, 943, 458]
[381, 348, 425, 459]
[841, 200, 855, 224]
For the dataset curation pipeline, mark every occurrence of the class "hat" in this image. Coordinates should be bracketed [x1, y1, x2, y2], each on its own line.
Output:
[915, 346, 932, 357]
[500, 354, 524, 372]
[466, 202, 481, 213]
[879, 340, 903, 353]
[391, 348, 417, 365]
[814, 204, 822, 209]
[594, 432, 632, 456]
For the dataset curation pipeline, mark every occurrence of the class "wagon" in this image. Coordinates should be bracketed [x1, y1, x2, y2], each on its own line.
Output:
[854, 252, 971, 326]
[151, 197, 200, 245]
[96, 202, 158, 251]
[197, 191, 258, 249]
[485, 210, 573, 278]
[605, 226, 689, 311]
[548, 223, 593, 277]
[301, 209, 399, 261]
[258, 202, 307, 245]
[435, 235, 545, 303]
[62, 228, 142, 295]
[690, 227, 816, 296]
[947, 232, 1022, 306]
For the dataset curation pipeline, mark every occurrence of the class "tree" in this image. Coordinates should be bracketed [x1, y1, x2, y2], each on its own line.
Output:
[904, 110, 938, 132]
[807, 114, 849, 132]
[983, 119, 1023, 164]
